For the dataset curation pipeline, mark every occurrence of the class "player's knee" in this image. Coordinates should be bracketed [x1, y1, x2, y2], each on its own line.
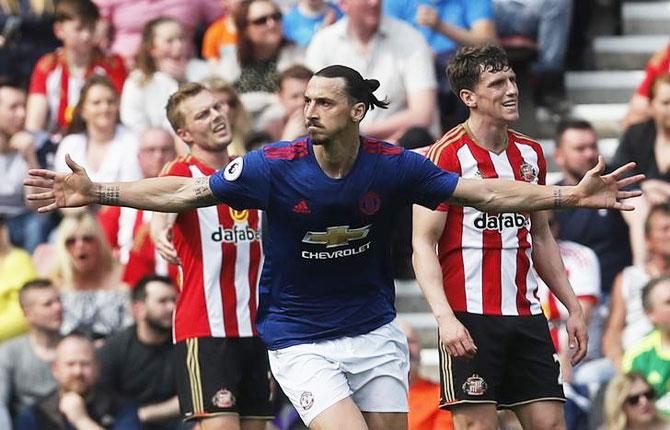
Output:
[530, 417, 565, 430]
[452, 407, 498, 430]
[523, 412, 566, 430]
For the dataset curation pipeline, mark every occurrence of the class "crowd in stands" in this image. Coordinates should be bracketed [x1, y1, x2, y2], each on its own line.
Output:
[1, 0, 670, 429]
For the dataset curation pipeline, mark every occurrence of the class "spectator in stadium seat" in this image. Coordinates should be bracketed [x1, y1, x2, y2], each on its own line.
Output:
[14, 333, 142, 429]
[97, 127, 178, 286]
[0, 279, 61, 430]
[215, 0, 304, 95]
[283, 0, 342, 48]
[50, 213, 131, 339]
[25, 0, 126, 138]
[537, 211, 600, 372]
[623, 276, 670, 418]
[612, 74, 670, 265]
[202, 0, 243, 62]
[0, 0, 59, 87]
[602, 372, 668, 430]
[94, 0, 224, 70]
[97, 275, 180, 430]
[603, 204, 670, 370]
[492, 0, 573, 109]
[260, 64, 312, 141]
[553, 119, 632, 296]
[54, 75, 142, 186]
[0, 79, 55, 252]
[623, 44, 670, 130]
[201, 76, 254, 157]
[384, 0, 495, 55]
[306, 0, 437, 142]
[552, 119, 634, 388]
[383, 0, 496, 130]
[0, 214, 37, 343]
[120, 18, 211, 134]
[613, 74, 670, 205]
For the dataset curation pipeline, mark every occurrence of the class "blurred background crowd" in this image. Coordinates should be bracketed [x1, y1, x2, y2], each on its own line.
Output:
[1, 0, 670, 429]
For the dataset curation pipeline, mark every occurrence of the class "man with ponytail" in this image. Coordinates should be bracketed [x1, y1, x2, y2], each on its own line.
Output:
[26, 64, 643, 429]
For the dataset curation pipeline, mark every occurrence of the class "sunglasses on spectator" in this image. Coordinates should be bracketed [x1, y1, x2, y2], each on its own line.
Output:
[65, 234, 96, 247]
[625, 389, 655, 406]
[249, 11, 282, 26]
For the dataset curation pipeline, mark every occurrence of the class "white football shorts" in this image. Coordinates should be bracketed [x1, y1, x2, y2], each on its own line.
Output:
[268, 319, 410, 425]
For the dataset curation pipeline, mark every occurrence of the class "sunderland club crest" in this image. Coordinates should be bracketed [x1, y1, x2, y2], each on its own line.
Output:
[520, 163, 538, 183]
[462, 374, 488, 396]
[212, 389, 236, 408]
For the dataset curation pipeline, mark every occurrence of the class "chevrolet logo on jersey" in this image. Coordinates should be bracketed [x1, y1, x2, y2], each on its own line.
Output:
[302, 225, 371, 248]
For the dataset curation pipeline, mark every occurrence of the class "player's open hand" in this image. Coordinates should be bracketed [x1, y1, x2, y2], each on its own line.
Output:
[24, 154, 96, 212]
[575, 156, 644, 210]
[566, 311, 588, 366]
[438, 315, 477, 359]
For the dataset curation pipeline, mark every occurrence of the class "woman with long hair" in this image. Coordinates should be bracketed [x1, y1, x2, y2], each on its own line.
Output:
[216, 0, 303, 94]
[54, 75, 142, 183]
[603, 372, 668, 430]
[120, 17, 211, 133]
[50, 213, 130, 339]
[200, 76, 252, 156]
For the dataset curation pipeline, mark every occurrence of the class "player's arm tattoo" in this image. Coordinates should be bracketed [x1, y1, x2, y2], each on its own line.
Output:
[553, 188, 562, 208]
[98, 184, 120, 205]
[192, 177, 218, 206]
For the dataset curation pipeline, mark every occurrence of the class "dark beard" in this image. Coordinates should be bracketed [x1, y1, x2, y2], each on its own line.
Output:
[145, 316, 172, 335]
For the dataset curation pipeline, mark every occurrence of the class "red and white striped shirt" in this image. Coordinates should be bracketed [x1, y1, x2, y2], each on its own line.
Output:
[537, 240, 600, 351]
[98, 206, 178, 286]
[161, 156, 263, 341]
[29, 49, 126, 132]
[428, 123, 546, 316]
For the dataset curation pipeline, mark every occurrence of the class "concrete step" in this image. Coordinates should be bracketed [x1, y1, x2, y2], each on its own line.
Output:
[395, 279, 431, 313]
[566, 71, 644, 104]
[397, 312, 438, 349]
[569, 103, 628, 138]
[594, 35, 668, 69]
[623, 1, 670, 35]
[419, 348, 440, 382]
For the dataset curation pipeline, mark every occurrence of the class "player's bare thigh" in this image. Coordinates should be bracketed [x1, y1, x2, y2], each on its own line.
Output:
[309, 397, 407, 430]
[451, 403, 499, 430]
[363, 411, 407, 430]
[310, 397, 367, 430]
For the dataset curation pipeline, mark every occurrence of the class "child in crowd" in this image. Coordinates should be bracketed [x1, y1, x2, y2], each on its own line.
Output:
[25, 0, 126, 138]
[120, 17, 210, 133]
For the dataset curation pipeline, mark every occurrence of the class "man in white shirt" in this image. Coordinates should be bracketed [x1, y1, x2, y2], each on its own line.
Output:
[305, 0, 438, 142]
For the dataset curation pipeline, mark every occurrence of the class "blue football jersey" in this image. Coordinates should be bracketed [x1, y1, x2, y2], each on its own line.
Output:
[209, 137, 458, 349]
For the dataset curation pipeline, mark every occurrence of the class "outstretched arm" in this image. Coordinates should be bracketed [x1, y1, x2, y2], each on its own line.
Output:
[25, 155, 219, 213]
[449, 157, 643, 213]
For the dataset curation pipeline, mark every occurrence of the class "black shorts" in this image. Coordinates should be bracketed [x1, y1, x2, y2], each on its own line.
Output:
[438, 312, 565, 410]
[175, 337, 274, 421]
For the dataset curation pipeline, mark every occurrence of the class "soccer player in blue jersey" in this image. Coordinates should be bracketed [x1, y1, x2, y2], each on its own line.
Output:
[25, 65, 643, 430]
